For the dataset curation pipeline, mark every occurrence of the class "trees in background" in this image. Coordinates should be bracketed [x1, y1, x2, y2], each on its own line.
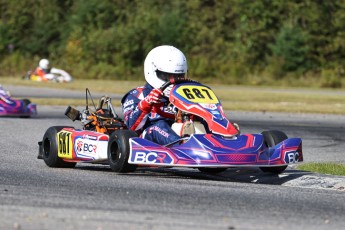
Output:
[1, 0, 344, 87]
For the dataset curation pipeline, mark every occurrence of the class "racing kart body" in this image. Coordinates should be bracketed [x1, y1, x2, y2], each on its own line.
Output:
[38, 80, 303, 174]
[23, 70, 72, 83]
[0, 85, 37, 118]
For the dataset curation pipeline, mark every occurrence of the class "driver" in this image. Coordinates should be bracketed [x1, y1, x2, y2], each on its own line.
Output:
[121, 45, 194, 145]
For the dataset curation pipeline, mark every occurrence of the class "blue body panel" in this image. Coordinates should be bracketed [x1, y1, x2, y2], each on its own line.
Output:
[128, 134, 303, 167]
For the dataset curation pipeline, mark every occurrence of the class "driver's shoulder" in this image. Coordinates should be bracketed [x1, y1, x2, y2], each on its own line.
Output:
[121, 85, 145, 103]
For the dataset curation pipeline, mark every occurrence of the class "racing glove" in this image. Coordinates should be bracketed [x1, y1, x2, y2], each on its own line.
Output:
[138, 88, 163, 113]
[152, 103, 175, 120]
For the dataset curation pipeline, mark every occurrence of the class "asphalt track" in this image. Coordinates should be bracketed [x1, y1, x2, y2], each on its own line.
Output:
[0, 85, 345, 230]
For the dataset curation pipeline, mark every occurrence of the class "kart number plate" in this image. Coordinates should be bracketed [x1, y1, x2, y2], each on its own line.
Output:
[176, 85, 219, 104]
[57, 131, 73, 159]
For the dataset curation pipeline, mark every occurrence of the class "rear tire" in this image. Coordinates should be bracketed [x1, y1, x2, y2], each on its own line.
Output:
[42, 126, 76, 168]
[260, 130, 288, 174]
[108, 130, 138, 173]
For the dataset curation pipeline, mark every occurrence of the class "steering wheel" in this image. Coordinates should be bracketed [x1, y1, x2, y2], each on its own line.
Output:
[159, 77, 199, 91]
[153, 78, 199, 119]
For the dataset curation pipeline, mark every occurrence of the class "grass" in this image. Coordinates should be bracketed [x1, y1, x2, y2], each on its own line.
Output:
[2, 76, 345, 114]
[297, 163, 345, 176]
[1, 77, 141, 95]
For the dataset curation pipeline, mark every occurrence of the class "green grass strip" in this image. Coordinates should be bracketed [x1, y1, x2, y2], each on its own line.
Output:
[297, 163, 345, 176]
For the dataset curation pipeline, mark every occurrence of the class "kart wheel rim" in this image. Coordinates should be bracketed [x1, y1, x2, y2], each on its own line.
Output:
[109, 142, 120, 163]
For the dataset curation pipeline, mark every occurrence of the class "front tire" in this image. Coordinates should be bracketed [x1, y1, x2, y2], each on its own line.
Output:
[42, 126, 76, 168]
[108, 130, 138, 173]
[260, 130, 288, 174]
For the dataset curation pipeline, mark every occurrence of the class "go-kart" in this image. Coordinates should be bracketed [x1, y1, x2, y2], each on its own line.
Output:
[0, 85, 37, 118]
[23, 70, 72, 83]
[38, 79, 303, 174]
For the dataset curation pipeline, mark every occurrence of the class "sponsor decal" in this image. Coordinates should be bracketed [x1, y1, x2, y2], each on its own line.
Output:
[123, 99, 134, 107]
[211, 111, 220, 115]
[284, 150, 300, 163]
[199, 103, 217, 110]
[82, 134, 97, 141]
[132, 151, 173, 164]
[76, 139, 83, 152]
[147, 126, 170, 138]
[75, 137, 97, 156]
[123, 106, 134, 115]
[175, 69, 184, 72]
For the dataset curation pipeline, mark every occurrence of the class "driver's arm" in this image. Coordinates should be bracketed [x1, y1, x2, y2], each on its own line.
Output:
[122, 88, 165, 131]
[122, 92, 149, 131]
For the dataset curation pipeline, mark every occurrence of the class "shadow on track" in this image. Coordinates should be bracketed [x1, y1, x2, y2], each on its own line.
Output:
[73, 164, 311, 186]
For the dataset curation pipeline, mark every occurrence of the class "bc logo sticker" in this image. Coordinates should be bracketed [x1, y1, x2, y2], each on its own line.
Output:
[132, 151, 173, 164]
[176, 85, 219, 104]
[285, 151, 300, 164]
[75, 138, 98, 157]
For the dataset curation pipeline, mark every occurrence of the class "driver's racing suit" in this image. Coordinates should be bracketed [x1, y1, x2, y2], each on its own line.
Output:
[121, 83, 180, 145]
[0, 85, 14, 103]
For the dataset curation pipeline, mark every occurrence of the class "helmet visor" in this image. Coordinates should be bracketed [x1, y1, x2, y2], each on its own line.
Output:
[156, 70, 185, 82]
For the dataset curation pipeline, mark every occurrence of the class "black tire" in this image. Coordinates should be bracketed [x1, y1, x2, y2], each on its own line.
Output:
[20, 99, 32, 118]
[260, 130, 288, 174]
[198, 167, 228, 174]
[108, 129, 138, 173]
[22, 99, 31, 106]
[42, 126, 76, 168]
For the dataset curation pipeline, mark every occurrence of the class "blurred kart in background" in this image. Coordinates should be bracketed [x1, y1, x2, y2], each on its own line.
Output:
[0, 85, 37, 118]
[23, 67, 73, 83]
[23, 71, 70, 83]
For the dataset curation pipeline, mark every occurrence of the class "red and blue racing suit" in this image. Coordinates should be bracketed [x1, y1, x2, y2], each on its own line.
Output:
[121, 83, 180, 145]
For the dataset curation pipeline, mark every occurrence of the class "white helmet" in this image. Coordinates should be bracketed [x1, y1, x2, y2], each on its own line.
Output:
[39, 59, 50, 70]
[144, 45, 188, 89]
